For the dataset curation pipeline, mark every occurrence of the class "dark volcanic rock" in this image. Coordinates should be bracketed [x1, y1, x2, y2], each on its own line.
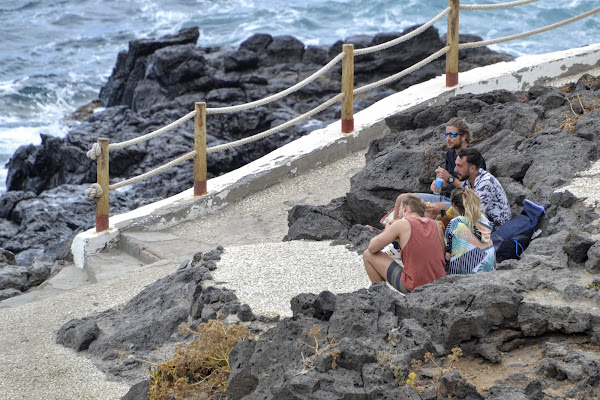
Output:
[0, 25, 514, 298]
[54, 248, 247, 381]
[56, 319, 100, 351]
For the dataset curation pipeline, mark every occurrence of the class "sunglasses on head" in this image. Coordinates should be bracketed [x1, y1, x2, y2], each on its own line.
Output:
[445, 131, 464, 138]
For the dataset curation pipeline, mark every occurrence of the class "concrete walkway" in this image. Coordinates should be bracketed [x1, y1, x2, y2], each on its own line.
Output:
[0, 150, 370, 400]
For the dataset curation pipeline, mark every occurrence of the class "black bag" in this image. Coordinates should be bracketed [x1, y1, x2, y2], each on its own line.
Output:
[494, 232, 533, 263]
[491, 199, 547, 263]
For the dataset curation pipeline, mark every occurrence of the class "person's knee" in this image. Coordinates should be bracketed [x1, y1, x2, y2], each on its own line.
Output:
[362, 249, 372, 263]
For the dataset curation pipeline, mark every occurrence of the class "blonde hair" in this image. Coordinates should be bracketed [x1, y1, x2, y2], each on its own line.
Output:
[401, 194, 426, 217]
[450, 188, 481, 230]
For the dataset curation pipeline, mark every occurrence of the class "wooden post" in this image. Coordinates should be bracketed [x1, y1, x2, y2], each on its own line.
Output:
[96, 138, 110, 232]
[341, 44, 354, 133]
[446, 0, 460, 87]
[194, 102, 207, 196]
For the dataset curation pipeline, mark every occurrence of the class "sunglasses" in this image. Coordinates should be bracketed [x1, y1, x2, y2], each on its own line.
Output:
[445, 131, 464, 138]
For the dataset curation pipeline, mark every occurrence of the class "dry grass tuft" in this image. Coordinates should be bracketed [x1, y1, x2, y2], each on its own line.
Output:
[148, 320, 253, 400]
[297, 325, 339, 371]
[560, 93, 600, 133]
[377, 347, 464, 394]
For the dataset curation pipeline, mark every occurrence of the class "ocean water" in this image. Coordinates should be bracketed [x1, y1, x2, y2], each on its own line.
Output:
[1, 0, 599, 193]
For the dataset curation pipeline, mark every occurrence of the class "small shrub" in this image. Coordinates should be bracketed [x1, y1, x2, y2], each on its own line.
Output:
[297, 325, 339, 371]
[560, 93, 600, 133]
[376, 347, 463, 394]
[376, 349, 408, 386]
[586, 282, 600, 291]
[148, 320, 252, 400]
[425, 347, 464, 393]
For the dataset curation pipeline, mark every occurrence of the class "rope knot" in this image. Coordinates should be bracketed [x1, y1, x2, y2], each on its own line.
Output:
[86, 143, 102, 160]
[84, 183, 104, 199]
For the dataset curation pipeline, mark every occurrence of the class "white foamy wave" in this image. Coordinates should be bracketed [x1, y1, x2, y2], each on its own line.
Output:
[0, 127, 43, 155]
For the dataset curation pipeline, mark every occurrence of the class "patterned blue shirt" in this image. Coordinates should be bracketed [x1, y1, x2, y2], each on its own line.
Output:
[461, 169, 511, 230]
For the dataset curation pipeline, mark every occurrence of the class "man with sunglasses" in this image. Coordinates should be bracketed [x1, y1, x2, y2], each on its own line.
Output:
[391, 117, 486, 220]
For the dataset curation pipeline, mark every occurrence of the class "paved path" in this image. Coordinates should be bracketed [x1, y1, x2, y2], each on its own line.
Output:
[0, 150, 370, 400]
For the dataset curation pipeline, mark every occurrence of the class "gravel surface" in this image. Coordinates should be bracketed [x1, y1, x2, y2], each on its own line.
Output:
[0, 261, 180, 400]
[212, 241, 372, 318]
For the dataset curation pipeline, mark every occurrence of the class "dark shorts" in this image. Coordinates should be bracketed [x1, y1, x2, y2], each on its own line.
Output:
[386, 261, 410, 294]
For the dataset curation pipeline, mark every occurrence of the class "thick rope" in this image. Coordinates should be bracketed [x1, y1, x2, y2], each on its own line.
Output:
[108, 150, 197, 190]
[459, 5, 600, 50]
[354, 7, 451, 56]
[354, 47, 450, 95]
[84, 183, 103, 199]
[108, 110, 197, 151]
[86, 143, 101, 160]
[206, 53, 345, 115]
[460, 0, 539, 10]
[207, 93, 345, 154]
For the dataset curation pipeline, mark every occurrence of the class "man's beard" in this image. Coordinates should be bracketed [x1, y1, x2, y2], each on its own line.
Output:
[455, 172, 467, 181]
[449, 141, 462, 150]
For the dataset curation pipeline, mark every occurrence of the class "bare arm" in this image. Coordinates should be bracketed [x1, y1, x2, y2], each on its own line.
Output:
[436, 221, 446, 251]
[367, 219, 407, 254]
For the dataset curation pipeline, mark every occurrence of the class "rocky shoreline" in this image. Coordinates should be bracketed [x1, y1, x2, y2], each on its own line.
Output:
[56, 72, 600, 399]
[0, 25, 513, 300]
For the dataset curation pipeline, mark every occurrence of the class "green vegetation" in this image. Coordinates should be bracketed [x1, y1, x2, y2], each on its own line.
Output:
[586, 282, 600, 291]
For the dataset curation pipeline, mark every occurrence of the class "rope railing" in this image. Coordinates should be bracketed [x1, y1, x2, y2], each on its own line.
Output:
[458, 5, 600, 50]
[110, 110, 197, 151]
[87, 0, 600, 232]
[206, 52, 345, 115]
[109, 150, 198, 191]
[354, 7, 451, 56]
[460, 0, 539, 10]
[354, 47, 450, 95]
[207, 93, 345, 154]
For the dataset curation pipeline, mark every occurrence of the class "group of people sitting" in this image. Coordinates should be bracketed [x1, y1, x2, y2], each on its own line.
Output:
[363, 117, 511, 294]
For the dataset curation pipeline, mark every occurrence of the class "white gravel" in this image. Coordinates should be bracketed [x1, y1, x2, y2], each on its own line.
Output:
[560, 159, 600, 207]
[212, 241, 372, 318]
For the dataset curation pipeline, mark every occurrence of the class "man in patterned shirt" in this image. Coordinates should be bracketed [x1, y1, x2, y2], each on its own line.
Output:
[454, 147, 511, 230]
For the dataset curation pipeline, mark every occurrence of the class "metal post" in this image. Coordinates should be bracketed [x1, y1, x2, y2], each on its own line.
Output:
[446, 0, 460, 87]
[194, 102, 207, 196]
[341, 44, 355, 133]
[96, 138, 110, 232]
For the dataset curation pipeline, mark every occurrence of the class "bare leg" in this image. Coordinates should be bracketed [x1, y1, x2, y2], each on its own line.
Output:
[363, 250, 394, 283]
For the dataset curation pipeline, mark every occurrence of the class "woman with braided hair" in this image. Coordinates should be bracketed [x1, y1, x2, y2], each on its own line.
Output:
[444, 188, 496, 274]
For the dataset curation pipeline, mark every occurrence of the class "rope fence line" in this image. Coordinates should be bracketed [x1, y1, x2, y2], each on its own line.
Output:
[110, 110, 197, 151]
[207, 93, 345, 154]
[458, 5, 600, 50]
[354, 47, 450, 95]
[109, 150, 198, 191]
[354, 7, 451, 56]
[206, 52, 345, 114]
[460, 0, 539, 10]
[87, 0, 600, 232]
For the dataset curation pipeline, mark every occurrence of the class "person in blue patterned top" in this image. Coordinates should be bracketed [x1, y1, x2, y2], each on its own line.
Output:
[454, 147, 511, 231]
[445, 188, 496, 275]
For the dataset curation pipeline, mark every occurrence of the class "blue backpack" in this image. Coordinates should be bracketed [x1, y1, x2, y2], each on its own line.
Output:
[491, 200, 548, 263]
